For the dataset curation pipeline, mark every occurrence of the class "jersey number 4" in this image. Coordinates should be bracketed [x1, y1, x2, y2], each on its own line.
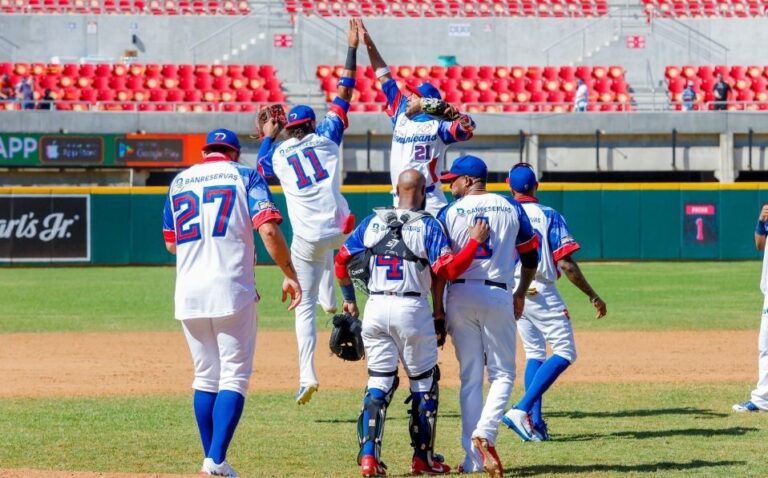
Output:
[287, 147, 329, 189]
[172, 185, 236, 244]
[375, 255, 404, 280]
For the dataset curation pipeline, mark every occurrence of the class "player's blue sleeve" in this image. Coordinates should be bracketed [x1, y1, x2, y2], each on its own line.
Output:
[548, 210, 581, 261]
[506, 197, 538, 254]
[242, 167, 282, 229]
[316, 110, 347, 147]
[437, 116, 475, 145]
[343, 214, 374, 256]
[162, 194, 175, 242]
[435, 203, 453, 247]
[257, 138, 276, 178]
[382, 79, 408, 124]
[423, 217, 451, 265]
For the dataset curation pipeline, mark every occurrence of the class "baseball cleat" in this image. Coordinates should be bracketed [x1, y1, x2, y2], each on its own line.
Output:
[295, 384, 319, 405]
[410, 456, 451, 475]
[360, 455, 387, 477]
[532, 420, 550, 441]
[471, 437, 503, 478]
[502, 408, 536, 442]
[200, 457, 238, 477]
[732, 400, 762, 412]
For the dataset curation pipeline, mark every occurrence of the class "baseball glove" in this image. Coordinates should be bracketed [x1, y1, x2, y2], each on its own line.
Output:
[329, 313, 365, 362]
[256, 104, 287, 138]
[421, 97, 451, 118]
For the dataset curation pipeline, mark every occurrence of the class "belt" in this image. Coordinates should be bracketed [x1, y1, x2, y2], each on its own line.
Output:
[370, 291, 422, 297]
[450, 279, 507, 290]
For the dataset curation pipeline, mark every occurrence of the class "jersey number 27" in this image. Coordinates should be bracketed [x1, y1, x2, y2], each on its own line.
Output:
[172, 185, 236, 244]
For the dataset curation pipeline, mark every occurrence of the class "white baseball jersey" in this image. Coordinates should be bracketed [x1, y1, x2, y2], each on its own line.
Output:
[382, 79, 475, 192]
[162, 158, 282, 320]
[516, 197, 581, 285]
[339, 208, 452, 295]
[258, 112, 351, 242]
[438, 193, 537, 285]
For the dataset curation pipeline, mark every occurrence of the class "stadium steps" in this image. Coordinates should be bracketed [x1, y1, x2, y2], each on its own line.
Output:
[630, 85, 667, 111]
[283, 81, 328, 109]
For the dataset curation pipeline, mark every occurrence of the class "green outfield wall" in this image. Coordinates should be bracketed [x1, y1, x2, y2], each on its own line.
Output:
[1, 184, 766, 265]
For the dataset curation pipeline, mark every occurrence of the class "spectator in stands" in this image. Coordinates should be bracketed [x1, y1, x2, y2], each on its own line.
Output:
[574, 79, 588, 112]
[0, 74, 14, 102]
[38, 89, 55, 110]
[15, 76, 35, 110]
[713, 74, 731, 111]
[682, 82, 697, 111]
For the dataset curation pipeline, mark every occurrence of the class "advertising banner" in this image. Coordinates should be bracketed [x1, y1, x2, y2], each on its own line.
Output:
[0, 133, 205, 168]
[0, 195, 91, 262]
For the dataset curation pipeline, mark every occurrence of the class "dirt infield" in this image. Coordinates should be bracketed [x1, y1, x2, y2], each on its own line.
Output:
[0, 329, 758, 398]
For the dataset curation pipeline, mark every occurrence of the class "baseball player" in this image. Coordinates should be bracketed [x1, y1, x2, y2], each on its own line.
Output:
[257, 106, 337, 316]
[732, 204, 768, 412]
[162, 128, 301, 477]
[258, 20, 360, 405]
[436, 155, 539, 478]
[501, 163, 607, 441]
[335, 169, 491, 477]
[357, 19, 476, 216]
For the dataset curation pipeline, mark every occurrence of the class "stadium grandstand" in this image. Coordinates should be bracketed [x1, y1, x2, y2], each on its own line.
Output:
[0, 0, 767, 186]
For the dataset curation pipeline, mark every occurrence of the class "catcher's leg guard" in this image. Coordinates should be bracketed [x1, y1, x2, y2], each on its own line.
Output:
[357, 371, 399, 464]
[406, 366, 441, 465]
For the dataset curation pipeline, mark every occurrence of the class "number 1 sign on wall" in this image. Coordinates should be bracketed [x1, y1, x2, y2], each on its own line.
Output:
[684, 203, 717, 246]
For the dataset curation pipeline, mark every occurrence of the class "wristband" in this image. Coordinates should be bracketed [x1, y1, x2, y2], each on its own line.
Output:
[757, 220, 768, 235]
[338, 76, 356, 88]
[344, 46, 357, 71]
[590, 296, 601, 305]
[375, 66, 391, 78]
[341, 282, 356, 302]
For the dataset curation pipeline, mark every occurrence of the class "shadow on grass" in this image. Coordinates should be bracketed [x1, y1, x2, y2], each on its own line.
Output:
[566, 426, 759, 442]
[314, 412, 462, 424]
[512, 460, 745, 476]
[547, 407, 728, 419]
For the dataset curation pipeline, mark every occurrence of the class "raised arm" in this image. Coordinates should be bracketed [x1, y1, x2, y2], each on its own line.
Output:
[336, 19, 361, 105]
[358, 19, 392, 84]
[756, 205, 768, 251]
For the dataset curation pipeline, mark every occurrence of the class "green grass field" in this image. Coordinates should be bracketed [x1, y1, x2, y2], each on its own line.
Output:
[0, 384, 766, 477]
[0, 261, 764, 333]
[0, 262, 766, 477]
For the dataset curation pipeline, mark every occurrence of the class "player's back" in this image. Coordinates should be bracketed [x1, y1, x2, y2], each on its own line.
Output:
[518, 200, 580, 285]
[165, 160, 261, 319]
[439, 193, 529, 285]
[353, 209, 446, 295]
[271, 132, 350, 242]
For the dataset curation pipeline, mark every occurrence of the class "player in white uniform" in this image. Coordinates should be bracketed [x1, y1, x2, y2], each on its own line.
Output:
[335, 169, 490, 477]
[733, 204, 768, 412]
[357, 19, 476, 216]
[436, 156, 539, 478]
[162, 128, 301, 477]
[500, 163, 607, 442]
[258, 21, 360, 405]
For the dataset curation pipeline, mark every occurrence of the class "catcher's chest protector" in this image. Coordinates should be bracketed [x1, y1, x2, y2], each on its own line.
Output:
[347, 208, 430, 294]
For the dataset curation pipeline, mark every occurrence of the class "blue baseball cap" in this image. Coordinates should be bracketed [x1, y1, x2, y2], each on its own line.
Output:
[406, 82, 442, 100]
[440, 155, 488, 182]
[508, 163, 538, 193]
[285, 105, 316, 128]
[203, 128, 240, 152]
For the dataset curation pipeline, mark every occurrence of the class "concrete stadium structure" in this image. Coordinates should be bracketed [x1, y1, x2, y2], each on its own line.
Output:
[2, 1, 768, 184]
